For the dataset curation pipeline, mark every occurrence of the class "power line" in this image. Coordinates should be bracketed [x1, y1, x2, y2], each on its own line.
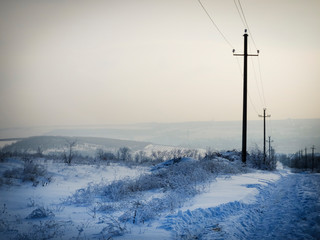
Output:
[247, 41, 266, 109]
[248, 93, 259, 115]
[234, 0, 268, 111]
[267, 117, 273, 139]
[196, 0, 234, 49]
[197, 0, 266, 122]
[233, 0, 246, 28]
[257, 56, 267, 107]
[235, 54, 259, 115]
[236, 0, 258, 50]
[250, 55, 265, 108]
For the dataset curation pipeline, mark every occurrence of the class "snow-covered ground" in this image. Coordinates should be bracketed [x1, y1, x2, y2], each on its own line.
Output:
[162, 170, 320, 240]
[0, 158, 319, 240]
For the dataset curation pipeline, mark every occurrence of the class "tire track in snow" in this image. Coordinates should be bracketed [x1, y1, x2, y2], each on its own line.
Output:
[162, 172, 320, 240]
[247, 172, 320, 240]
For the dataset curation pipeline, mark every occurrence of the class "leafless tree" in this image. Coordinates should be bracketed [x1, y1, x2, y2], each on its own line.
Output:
[36, 146, 43, 157]
[63, 139, 77, 165]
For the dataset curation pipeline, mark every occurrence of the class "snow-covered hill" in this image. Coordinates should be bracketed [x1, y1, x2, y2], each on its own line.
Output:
[2, 136, 152, 157]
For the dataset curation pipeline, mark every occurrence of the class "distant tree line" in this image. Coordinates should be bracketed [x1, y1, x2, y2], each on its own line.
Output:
[96, 147, 203, 165]
[1, 140, 279, 171]
[1, 141, 203, 166]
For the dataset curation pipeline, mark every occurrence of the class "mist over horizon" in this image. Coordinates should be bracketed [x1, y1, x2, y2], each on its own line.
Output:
[1, 118, 319, 155]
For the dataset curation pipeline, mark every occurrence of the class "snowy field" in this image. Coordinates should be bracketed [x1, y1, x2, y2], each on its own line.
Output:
[0, 158, 319, 240]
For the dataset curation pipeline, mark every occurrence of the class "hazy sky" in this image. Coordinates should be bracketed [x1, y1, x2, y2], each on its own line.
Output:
[1, 0, 320, 128]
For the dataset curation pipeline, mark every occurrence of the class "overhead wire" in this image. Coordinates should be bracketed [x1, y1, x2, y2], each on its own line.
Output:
[250, 58, 265, 108]
[257, 56, 267, 107]
[233, 0, 246, 28]
[235, 56, 259, 115]
[249, 44, 265, 108]
[196, 0, 234, 49]
[237, 0, 258, 51]
[233, 0, 268, 113]
[238, 0, 268, 108]
[200, 0, 273, 144]
[267, 117, 274, 142]
[196, 0, 266, 118]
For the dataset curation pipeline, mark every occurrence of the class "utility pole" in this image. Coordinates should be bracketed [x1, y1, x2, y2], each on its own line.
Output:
[259, 108, 271, 164]
[305, 147, 308, 169]
[298, 150, 301, 161]
[233, 29, 259, 164]
[298, 150, 302, 168]
[267, 136, 273, 163]
[311, 145, 315, 171]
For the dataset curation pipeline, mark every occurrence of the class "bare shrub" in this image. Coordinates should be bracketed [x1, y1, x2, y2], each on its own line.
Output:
[96, 149, 116, 161]
[99, 216, 127, 239]
[63, 139, 77, 165]
[15, 220, 65, 240]
[26, 207, 54, 219]
[3, 160, 51, 186]
[3, 168, 23, 179]
[22, 161, 47, 182]
[248, 147, 277, 171]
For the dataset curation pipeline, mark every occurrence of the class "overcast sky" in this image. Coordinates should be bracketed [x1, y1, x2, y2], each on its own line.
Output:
[1, 0, 319, 128]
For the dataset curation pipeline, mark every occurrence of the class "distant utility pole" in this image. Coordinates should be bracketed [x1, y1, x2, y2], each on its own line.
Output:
[305, 147, 308, 169]
[233, 29, 259, 164]
[311, 145, 315, 171]
[267, 136, 273, 163]
[298, 150, 302, 168]
[259, 108, 271, 164]
[298, 150, 301, 161]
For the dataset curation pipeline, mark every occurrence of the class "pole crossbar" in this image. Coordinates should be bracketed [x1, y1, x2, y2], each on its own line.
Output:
[233, 54, 259, 57]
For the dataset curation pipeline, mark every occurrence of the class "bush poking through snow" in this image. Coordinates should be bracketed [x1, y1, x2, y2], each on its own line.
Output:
[65, 156, 247, 225]
[15, 220, 65, 240]
[26, 207, 54, 219]
[2, 160, 52, 186]
[99, 216, 127, 239]
[63, 139, 77, 165]
[0, 204, 10, 232]
[248, 148, 277, 171]
[3, 167, 23, 179]
[22, 161, 48, 183]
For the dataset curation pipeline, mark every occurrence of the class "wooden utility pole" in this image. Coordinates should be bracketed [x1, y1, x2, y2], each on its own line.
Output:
[267, 136, 273, 163]
[298, 150, 302, 168]
[233, 29, 259, 164]
[259, 108, 271, 164]
[305, 147, 308, 169]
[311, 145, 315, 171]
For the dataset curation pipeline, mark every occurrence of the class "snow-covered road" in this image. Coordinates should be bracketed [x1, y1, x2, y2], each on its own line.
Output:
[247, 172, 320, 240]
[166, 171, 320, 240]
